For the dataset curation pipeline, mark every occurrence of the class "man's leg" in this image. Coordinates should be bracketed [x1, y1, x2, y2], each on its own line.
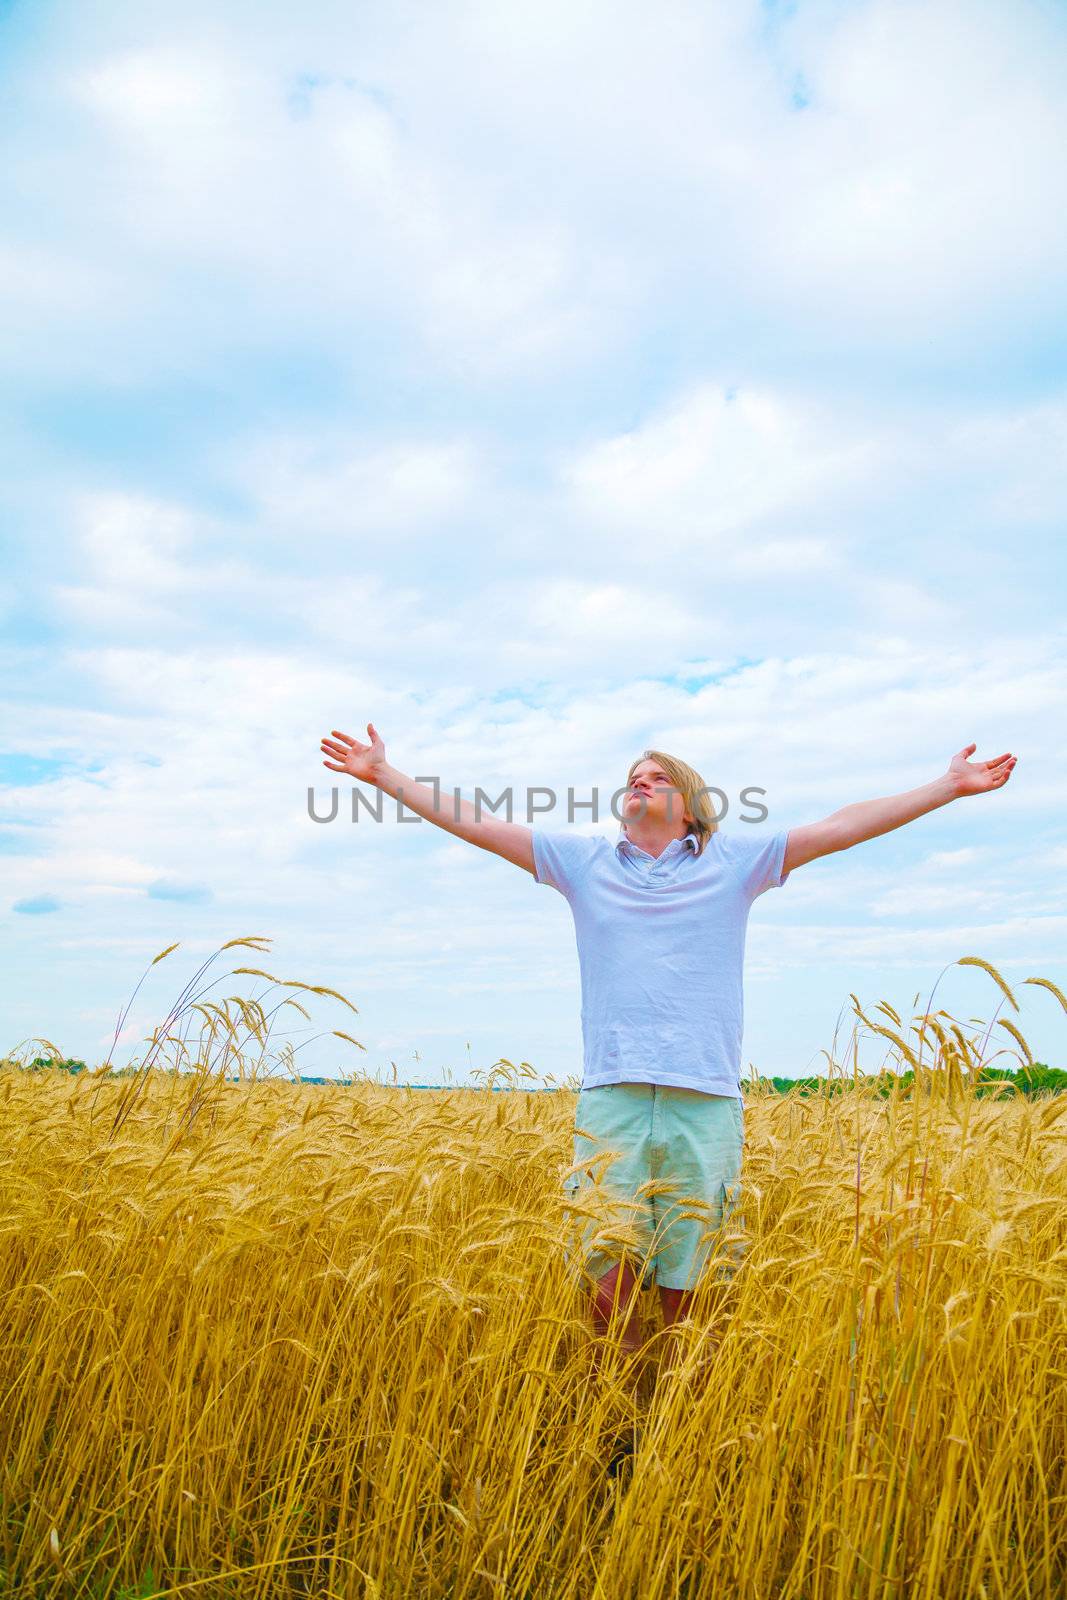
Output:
[658, 1285, 695, 1327]
[652, 1089, 747, 1383]
[590, 1259, 643, 1363]
[658, 1278, 729, 1382]
[569, 1087, 652, 1375]
[590, 1259, 649, 1478]
[655, 1282, 694, 1384]
[592, 1260, 643, 1343]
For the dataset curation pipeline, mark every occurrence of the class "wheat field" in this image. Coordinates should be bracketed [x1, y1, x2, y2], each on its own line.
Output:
[1, 944, 1065, 1599]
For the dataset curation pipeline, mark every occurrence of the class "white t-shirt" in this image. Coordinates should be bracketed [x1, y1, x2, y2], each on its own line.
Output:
[531, 825, 791, 1097]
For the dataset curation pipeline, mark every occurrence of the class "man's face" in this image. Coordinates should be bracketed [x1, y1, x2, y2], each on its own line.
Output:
[623, 759, 689, 827]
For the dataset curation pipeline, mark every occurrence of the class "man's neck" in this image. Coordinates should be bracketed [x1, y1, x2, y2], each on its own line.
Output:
[622, 821, 690, 860]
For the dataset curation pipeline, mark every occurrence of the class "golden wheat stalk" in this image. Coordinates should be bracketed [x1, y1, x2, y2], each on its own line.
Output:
[956, 955, 1020, 1014]
[1023, 975, 1067, 1017]
[996, 1017, 1034, 1066]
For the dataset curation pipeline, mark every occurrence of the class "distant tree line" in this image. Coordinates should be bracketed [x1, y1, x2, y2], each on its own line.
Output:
[11, 1057, 91, 1073]
[5, 1057, 1065, 1096]
[756, 1064, 1067, 1097]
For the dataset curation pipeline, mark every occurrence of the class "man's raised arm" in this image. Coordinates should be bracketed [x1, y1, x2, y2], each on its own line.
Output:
[782, 742, 1018, 875]
[320, 723, 536, 875]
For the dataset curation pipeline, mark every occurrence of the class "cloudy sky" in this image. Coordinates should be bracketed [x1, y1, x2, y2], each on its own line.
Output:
[2, 0, 1065, 1085]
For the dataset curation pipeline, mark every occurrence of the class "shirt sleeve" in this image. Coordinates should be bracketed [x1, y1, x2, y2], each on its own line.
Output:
[531, 828, 601, 898]
[721, 827, 792, 900]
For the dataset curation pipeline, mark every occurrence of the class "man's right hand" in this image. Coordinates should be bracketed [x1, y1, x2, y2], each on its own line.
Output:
[321, 724, 388, 786]
[318, 722, 536, 876]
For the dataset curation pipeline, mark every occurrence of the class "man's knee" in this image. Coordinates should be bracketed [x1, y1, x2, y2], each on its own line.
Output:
[592, 1259, 641, 1323]
[658, 1284, 695, 1327]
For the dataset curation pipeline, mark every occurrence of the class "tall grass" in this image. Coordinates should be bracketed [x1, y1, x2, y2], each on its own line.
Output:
[1, 943, 1064, 1599]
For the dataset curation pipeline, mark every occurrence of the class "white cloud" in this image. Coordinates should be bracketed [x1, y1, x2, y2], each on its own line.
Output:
[58, 40, 634, 378]
[50, 490, 213, 632]
[728, 537, 837, 576]
[228, 432, 480, 536]
[6, 0, 1060, 396]
[79, 45, 229, 124]
[749, 913, 1067, 973]
[734, 0, 1067, 328]
[942, 401, 1067, 526]
[77, 490, 192, 588]
[524, 578, 707, 654]
[846, 576, 953, 632]
[869, 884, 1003, 919]
[924, 848, 981, 869]
[562, 383, 879, 545]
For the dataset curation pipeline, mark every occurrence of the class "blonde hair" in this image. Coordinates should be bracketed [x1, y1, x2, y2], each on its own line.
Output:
[624, 748, 720, 856]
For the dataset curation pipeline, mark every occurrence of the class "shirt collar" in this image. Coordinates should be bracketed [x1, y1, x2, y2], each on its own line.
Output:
[616, 829, 699, 858]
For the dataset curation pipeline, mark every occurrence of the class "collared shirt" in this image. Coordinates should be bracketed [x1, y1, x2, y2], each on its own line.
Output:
[531, 824, 791, 1097]
[615, 827, 700, 875]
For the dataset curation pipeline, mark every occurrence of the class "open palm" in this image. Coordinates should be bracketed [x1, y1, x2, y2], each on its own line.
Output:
[949, 742, 1017, 797]
[320, 724, 387, 784]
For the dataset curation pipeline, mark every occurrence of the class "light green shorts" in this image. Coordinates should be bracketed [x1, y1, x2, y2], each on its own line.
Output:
[562, 1082, 746, 1293]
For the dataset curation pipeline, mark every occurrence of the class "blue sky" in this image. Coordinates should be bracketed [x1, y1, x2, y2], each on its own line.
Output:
[1, 0, 1065, 1083]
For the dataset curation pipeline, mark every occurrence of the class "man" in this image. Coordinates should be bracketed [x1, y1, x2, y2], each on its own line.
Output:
[319, 725, 1017, 1379]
